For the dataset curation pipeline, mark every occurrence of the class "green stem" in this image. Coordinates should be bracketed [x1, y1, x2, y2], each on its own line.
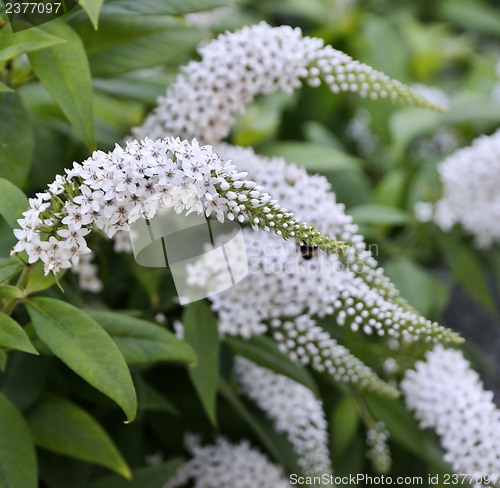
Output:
[2, 264, 32, 316]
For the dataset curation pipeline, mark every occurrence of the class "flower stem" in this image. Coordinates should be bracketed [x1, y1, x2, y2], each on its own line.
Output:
[2, 264, 32, 316]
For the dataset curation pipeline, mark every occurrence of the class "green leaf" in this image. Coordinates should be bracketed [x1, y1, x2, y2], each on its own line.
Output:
[0, 259, 21, 284]
[0, 25, 65, 64]
[0, 392, 37, 488]
[0, 350, 6, 372]
[182, 301, 219, 426]
[90, 458, 184, 488]
[98, 0, 228, 16]
[0, 314, 37, 355]
[261, 141, 361, 173]
[218, 379, 286, 465]
[86, 309, 196, 365]
[364, 393, 434, 463]
[348, 204, 411, 226]
[28, 395, 131, 479]
[331, 395, 360, 457]
[438, 233, 496, 313]
[438, 0, 500, 36]
[136, 379, 180, 417]
[25, 298, 137, 422]
[0, 352, 50, 411]
[28, 20, 95, 150]
[0, 94, 34, 186]
[0, 82, 13, 93]
[24, 262, 65, 295]
[224, 335, 319, 396]
[384, 258, 449, 318]
[70, 14, 206, 77]
[0, 178, 28, 229]
[78, 0, 105, 29]
[0, 285, 22, 299]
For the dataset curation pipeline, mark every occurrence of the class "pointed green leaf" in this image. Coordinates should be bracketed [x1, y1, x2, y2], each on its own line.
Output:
[86, 309, 196, 365]
[331, 396, 360, 457]
[0, 259, 21, 283]
[0, 349, 6, 372]
[0, 24, 65, 63]
[261, 141, 361, 173]
[78, 0, 105, 29]
[0, 314, 37, 355]
[182, 301, 219, 426]
[0, 392, 37, 488]
[24, 262, 65, 295]
[0, 285, 22, 299]
[0, 94, 34, 186]
[90, 458, 184, 488]
[348, 204, 411, 226]
[0, 82, 13, 93]
[0, 178, 28, 229]
[438, 233, 496, 313]
[224, 335, 319, 396]
[28, 20, 95, 150]
[28, 395, 131, 479]
[25, 298, 137, 421]
[98, 0, 228, 16]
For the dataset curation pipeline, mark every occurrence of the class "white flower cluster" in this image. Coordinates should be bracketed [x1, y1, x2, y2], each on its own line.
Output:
[13, 137, 346, 275]
[164, 436, 292, 488]
[432, 129, 500, 247]
[401, 346, 500, 479]
[190, 145, 460, 345]
[132, 22, 444, 144]
[233, 356, 332, 479]
[366, 422, 391, 474]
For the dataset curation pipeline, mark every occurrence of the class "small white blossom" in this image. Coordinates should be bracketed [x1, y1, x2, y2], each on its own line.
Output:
[433, 129, 500, 247]
[132, 22, 443, 145]
[401, 346, 500, 479]
[234, 356, 333, 480]
[164, 436, 292, 488]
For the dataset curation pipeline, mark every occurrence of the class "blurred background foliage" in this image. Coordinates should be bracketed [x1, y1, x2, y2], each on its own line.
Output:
[1, 0, 500, 486]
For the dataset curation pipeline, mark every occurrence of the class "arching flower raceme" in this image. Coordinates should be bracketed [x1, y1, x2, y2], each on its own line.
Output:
[132, 22, 445, 144]
[189, 144, 461, 347]
[431, 129, 500, 247]
[234, 356, 333, 480]
[401, 346, 500, 481]
[164, 436, 292, 488]
[11, 138, 347, 275]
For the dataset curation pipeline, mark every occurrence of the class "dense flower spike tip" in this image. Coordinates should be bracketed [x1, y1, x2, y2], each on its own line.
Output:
[132, 22, 445, 144]
[234, 356, 333, 479]
[164, 436, 292, 488]
[401, 346, 500, 481]
[430, 129, 500, 247]
[11, 137, 347, 275]
[366, 422, 391, 474]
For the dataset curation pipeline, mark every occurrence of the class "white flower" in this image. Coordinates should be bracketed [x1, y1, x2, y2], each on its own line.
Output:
[433, 129, 500, 247]
[164, 436, 292, 488]
[132, 22, 443, 144]
[234, 356, 333, 479]
[401, 346, 500, 478]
